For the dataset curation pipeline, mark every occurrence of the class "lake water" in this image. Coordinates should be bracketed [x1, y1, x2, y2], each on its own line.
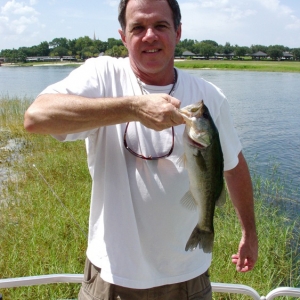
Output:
[1, 65, 300, 212]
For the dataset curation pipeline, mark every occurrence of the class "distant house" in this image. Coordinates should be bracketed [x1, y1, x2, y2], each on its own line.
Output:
[282, 52, 293, 60]
[182, 51, 196, 58]
[26, 56, 76, 62]
[213, 53, 224, 60]
[26, 56, 60, 62]
[250, 51, 268, 60]
[61, 56, 77, 61]
[223, 52, 235, 59]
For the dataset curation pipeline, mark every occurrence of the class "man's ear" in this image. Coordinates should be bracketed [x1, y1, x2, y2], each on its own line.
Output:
[176, 23, 182, 44]
[119, 29, 127, 48]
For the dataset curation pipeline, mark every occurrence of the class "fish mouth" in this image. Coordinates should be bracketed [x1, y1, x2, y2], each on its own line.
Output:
[187, 134, 206, 148]
[179, 103, 203, 127]
[186, 127, 210, 149]
[178, 111, 194, 127]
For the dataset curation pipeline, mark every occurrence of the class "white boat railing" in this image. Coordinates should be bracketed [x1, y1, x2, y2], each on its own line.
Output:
[0, 274, 300, 300]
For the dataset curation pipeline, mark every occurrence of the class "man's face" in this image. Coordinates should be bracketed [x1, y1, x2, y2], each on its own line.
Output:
[119, 0, 181, 83]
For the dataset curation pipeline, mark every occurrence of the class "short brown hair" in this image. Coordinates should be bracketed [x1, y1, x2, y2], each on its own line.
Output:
[118, 0, 181, 31]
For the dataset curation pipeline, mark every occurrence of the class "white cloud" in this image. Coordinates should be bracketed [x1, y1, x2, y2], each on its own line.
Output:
[1, 0, 38, 15]
[105, 0, 119, 7]
[0, 0, 41, 48]
[286, 15, 300, 30]
[179, 0, 300, 47]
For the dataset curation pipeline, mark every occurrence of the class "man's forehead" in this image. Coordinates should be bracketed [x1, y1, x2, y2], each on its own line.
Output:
[126, 0, 169, 10]
[128, 0, 168, 3]
[126, 0, 171, 17]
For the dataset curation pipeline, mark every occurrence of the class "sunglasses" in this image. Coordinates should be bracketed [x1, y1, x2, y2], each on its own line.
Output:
[123, 123, 175, 160]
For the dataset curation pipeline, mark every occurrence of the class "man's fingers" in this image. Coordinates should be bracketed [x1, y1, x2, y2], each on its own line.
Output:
[231, 254, 255, 272]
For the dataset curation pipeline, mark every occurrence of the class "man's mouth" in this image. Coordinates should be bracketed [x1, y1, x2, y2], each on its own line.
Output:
[144, 49, 159, 53]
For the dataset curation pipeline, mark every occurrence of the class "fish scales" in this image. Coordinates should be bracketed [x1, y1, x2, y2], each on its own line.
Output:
[179, 100, 225, 253]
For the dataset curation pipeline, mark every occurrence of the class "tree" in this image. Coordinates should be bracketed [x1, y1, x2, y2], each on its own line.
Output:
[250, 44, 268, 54]
[292, 48, 300, 60]
[94, 40, 108, 53]
[49, 38, 69, 49]
[75, 36, 94, 56]
[107, 38, 123, 49]
[51, 46, 69, 57]
[235, 46, 248, 58]
[223, 42, 234, 55]
[119, 45, 128, 57]
[179, 39, 196, 51]
[198, 42, 216, 59]
[268, 46, 283, 60]
[80, 46, 99, 59]
[201, 40, 218, 47]
[174, 45, 185, 56]
[68, 39, 77, 55]
[37, 41, 50, 56]
[18, 50, 27, 63]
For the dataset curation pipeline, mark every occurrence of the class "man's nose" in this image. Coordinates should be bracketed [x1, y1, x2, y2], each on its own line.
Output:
[143, 27, 158, 42]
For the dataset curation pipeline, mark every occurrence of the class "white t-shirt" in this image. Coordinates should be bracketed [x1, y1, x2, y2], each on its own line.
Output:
[41, 56, 242, 289]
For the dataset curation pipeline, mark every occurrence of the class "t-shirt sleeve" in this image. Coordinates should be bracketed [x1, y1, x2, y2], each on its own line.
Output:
[39, 59, 103, 142]
[215, 99, 242, 171]
[40, 58, 101, 98]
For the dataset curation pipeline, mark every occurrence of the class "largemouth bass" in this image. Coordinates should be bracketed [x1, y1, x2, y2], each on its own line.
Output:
[179, 100, 225, 253]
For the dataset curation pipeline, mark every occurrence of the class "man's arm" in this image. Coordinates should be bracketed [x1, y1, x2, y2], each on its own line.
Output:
[24, 93, 184, 135]
[224, 151, 258, 272]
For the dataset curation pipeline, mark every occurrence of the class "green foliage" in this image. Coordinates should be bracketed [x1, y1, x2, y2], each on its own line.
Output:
[292, 48, 300, 60]
[0, 36, 125, 62]
[268, 45, 286, 60]
[0, 98, 90, 299]
[1, 36, 299, 62]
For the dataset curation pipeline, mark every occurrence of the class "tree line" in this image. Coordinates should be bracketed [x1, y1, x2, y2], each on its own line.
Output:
[1, 36, 300, 63]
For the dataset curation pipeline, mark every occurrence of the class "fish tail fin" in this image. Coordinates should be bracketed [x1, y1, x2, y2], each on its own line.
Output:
[185, 226, 214, 253]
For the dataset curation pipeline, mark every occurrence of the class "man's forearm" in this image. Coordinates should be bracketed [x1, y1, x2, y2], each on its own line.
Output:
[224, 152, 257, 237]
[24, 94, 138, 135]
[24, 93, 184, 135]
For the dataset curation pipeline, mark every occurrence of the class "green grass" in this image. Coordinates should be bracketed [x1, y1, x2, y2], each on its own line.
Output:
[0, 98, 299, 299]
[174, 59, 300, 73]
[5, 59, 300, 72]
[0, 97, 90, 299]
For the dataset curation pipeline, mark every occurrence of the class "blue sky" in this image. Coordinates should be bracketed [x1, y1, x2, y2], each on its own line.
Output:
[1, 0, 300, 50]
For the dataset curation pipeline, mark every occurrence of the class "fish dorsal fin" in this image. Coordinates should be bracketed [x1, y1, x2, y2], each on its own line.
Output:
[177, 153, 187, 168]
[180, 190, 197, 211]
[216, 186, 226, 207]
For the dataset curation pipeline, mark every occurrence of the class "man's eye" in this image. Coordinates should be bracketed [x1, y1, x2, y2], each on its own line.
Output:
[132, 26, 143, 32]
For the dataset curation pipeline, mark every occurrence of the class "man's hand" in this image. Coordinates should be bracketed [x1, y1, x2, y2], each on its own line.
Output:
[133, 94, 185, 130]
[232, 235, 258, 272]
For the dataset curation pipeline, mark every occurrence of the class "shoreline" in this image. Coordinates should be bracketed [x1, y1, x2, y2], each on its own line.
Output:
[1, 59, 300, 73]
[0, 62, 83, 67]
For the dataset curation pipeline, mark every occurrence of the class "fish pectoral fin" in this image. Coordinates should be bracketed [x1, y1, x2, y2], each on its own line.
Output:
[215, 186, 226, 207]
[176, 154, 187, 168]
[180, 190, 197, 211]
[185, 226, 214, 253]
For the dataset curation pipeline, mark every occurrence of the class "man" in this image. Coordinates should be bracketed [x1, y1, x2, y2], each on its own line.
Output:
[24, 0, 258, 299]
